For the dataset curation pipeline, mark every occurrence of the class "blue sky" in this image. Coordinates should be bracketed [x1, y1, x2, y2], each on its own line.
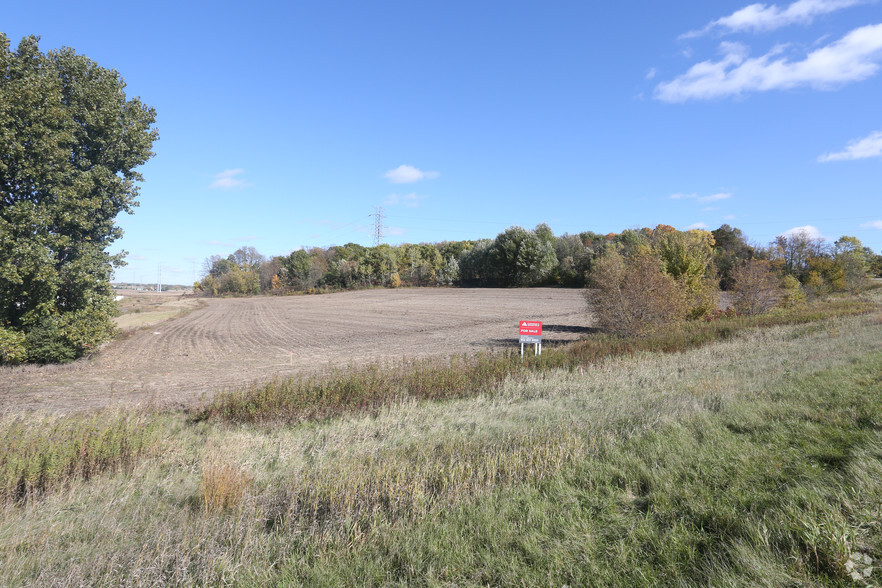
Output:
[4, 0, 881, 284]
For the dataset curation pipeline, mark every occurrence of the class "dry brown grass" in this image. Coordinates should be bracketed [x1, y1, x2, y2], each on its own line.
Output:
[200, 460, 252, 515]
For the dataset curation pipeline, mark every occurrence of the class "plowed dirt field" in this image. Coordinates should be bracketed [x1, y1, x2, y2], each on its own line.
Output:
[1, 288, 593, 414]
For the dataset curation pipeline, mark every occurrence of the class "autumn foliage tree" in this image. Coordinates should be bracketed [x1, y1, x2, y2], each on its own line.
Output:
[0, 35, 157, 363]
[586, 251, 686, 336]
[650, 227, 718, 319]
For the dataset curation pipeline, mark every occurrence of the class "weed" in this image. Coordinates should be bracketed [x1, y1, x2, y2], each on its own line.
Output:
[200, 461, 251, 514]
[0, 411, 164, 503]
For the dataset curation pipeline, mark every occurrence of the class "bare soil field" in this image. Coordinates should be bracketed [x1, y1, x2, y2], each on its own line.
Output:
[0, 288, 593, 414]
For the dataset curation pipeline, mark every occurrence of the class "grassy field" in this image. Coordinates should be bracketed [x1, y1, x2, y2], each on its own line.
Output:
[0, 294, 880, 586]
[112, 290, 204, 331]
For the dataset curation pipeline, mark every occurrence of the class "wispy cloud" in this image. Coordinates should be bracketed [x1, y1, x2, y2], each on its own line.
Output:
[209, 169, 250, 190]
[683, 0, 866, 38]
[700, 192, 733, 203]
[686, 222, 710, 230]
[656, 24, 882, 102]
[383, 165, 440, 184]
[670, 192, 733, 203]
[860, 219, 882, 229]
[646, 67, 658, 80]
[818, 130, 882, 161]
[384, 193, 428, 208]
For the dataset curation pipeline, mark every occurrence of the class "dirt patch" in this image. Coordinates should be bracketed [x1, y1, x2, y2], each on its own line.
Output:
[0, 288, 593, 415]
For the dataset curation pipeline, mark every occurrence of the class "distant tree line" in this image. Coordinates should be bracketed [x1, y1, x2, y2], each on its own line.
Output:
[196, 223, 602, 296]
[195, 223, 882, 309]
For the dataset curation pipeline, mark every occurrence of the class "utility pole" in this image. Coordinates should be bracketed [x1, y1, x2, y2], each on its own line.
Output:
[157, 264, 162, 293]
[373, 206, 385, 246]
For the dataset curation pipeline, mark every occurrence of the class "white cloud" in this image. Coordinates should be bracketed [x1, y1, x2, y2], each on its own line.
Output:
[699, 192, 733, 203]
[384, 193, 428, 208]
[646, 67, 658, 80]
[860, 219, 882, 229]
[780, 224, 825, 239]
[669, 192, 732, 202]
[683, 0, 866, 38]
[656, 24, 882, 102]
[686, 222, 710, 230]
[818, 130, 882, 161]
[384, 165, 440, 184]
[209, 169, 249, 189]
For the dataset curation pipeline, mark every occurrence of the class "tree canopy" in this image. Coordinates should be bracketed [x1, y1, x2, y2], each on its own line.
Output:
[0, 34, 157, 363]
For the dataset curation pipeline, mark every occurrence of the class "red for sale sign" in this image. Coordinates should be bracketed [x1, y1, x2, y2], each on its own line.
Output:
[519, 321, 542, 336]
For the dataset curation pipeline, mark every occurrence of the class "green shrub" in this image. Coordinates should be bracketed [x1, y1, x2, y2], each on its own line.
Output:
[0, 327, 28, 365]
[779, 274, 805, 308]
[25, 318, 76, 364]
[58, 303, 117, 356]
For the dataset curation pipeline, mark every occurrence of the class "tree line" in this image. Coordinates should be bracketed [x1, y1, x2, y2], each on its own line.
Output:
[196, 223, 882, 312]
[196, 223, 597, 296]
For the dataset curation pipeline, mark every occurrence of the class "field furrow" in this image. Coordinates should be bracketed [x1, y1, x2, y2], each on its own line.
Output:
[0, 288, 593, 414]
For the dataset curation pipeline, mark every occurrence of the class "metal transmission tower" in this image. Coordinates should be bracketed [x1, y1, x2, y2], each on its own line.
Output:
[372, 206, 385, 246]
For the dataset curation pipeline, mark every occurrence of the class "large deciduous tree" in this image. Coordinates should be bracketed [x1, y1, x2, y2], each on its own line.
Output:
[488, 225, 558, 287]
[0, 34, 157, 363]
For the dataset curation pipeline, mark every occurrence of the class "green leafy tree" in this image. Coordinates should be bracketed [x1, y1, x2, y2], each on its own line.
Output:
[650, 227, 718, 319]
[0, 35, 157, 363]
[488, 225, 558, 287]
[871, 253, 882, 278]
[435, 255, 460, 286]
[283, 250, 313, 290]
[199, 249, 264, 295]
[711, 224, 755, 290]
[458, 239, 494, 286]
[832, 235, 871, 293]
[553, 233, 594, 286]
